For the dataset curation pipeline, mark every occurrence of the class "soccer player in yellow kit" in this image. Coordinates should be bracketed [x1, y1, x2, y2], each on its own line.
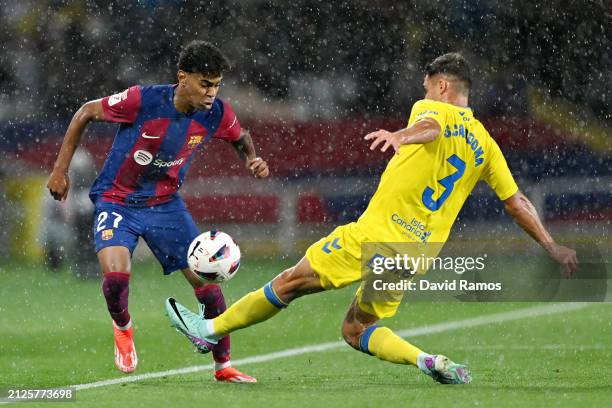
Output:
[165, 53, 578, 384]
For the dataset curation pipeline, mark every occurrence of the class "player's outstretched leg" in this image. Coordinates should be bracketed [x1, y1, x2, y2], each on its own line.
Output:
[342, 298, 471, 384]
[192, 282, 256, 383]
[167, 257, 324, 350]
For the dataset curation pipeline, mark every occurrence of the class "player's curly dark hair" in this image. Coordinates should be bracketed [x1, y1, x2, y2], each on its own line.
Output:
[425, 53, 471, 93]
[178, 40, 231, 76]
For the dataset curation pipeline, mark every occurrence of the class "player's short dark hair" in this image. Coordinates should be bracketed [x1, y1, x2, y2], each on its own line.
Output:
[425, 53, 471, 94]
[178, 40, 231, 76]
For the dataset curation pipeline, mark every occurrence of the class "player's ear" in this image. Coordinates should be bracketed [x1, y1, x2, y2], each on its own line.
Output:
[438, 78, 448, 95]
[177, 70, 187, 87]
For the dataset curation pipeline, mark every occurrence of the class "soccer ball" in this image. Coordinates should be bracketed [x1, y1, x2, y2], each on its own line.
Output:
[187, 231, 241, 283]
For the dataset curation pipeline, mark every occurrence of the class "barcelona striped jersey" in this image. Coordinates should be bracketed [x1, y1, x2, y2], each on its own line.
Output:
[89, 84, 240, 206]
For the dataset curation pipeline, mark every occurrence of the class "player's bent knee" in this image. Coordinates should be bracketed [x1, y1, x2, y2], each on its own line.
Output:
[341, 299, 380, 350]
[181, 268, 205, 289]
[341, 320, 364, 350]
[97, 246, 131, 274]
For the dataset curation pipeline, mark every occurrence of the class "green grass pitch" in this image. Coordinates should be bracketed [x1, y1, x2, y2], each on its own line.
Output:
[0, 256, 610, 407]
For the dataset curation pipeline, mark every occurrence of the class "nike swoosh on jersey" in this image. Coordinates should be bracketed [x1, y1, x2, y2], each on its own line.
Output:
[142, 132, 160, 139]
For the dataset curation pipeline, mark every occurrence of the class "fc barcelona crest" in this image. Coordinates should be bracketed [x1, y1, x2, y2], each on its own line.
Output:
[101, 229, 114, 241]
[188, 135, 204, 149]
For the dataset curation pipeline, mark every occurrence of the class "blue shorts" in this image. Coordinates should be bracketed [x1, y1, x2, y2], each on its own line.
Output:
[93, 199, 200, 275]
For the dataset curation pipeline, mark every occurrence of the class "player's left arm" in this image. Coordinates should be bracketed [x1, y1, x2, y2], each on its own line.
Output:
[215, 101, 269, 178]
[365, 118, 441, 153]
[231, 128, 269, 179]
[483, 141, 578, 277]
[504, 191, 578, 278]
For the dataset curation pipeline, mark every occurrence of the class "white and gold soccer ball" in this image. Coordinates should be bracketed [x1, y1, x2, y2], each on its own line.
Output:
[187, 231, 241, 283]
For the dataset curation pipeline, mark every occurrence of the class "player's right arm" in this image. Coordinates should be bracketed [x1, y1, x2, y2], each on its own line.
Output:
[47, 99, 105, 201]
[365, 118, 441, 153]
[482, 140, 578, 277]
[47, 86, 141, 201]
[365, 100, 445, 153]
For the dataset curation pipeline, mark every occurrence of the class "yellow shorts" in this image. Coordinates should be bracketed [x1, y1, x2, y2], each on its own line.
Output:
[305, 222, 404, 319]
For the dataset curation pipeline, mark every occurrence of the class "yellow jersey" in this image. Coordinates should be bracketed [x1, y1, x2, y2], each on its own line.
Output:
[356, 99, 519, 243]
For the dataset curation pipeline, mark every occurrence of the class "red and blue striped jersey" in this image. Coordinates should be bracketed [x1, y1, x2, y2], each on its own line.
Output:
[89, 84, 241, 206]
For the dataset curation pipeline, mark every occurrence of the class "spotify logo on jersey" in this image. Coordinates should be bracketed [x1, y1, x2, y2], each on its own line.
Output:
[134, 150, 153, 165]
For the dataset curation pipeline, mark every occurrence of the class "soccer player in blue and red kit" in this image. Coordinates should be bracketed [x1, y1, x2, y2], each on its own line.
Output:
[46, 41, 268, 382]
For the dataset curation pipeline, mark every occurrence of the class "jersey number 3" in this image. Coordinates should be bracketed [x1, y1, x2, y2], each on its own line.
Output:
[422, 154, 466, 211]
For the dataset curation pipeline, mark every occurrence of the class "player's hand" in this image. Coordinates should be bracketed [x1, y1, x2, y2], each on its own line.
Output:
[364, 129, 402, 154]
[247, 157, 269, 179]
[47, 170, 70, 201]
[547, 243, 578, 278]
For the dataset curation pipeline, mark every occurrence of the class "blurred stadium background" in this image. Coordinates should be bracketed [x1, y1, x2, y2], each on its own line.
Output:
[0, 0, 610, 272]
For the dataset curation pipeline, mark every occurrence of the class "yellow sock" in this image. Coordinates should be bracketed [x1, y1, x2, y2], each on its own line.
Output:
[212, 282, 287, 336]
[360, 325, 423, 366]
